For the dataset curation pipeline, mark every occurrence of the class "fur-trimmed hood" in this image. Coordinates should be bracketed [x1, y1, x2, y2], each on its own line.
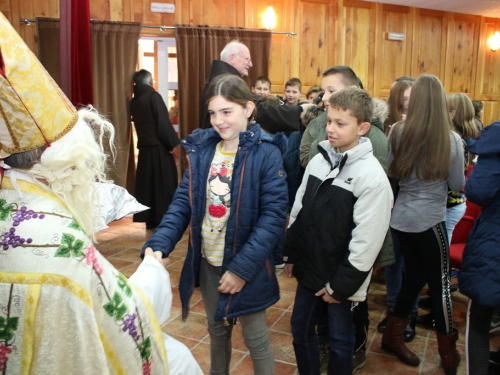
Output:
[372, 98, 389, 125]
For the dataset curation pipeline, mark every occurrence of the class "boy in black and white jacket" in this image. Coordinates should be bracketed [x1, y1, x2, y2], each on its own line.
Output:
[283, 87, 393, 375]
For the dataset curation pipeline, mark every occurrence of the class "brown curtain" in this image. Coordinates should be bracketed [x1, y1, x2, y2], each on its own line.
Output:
[37, 19, 140, 193]
[36, 18, 61, 85]
[175, 25, 272, 171]
[90, 21, 141, 193]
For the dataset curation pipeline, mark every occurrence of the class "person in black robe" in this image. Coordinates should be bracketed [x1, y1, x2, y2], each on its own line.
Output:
[130, 69, 179, 229]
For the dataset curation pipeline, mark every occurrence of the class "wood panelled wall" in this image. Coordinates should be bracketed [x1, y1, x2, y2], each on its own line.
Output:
[2, 0, 500, 125]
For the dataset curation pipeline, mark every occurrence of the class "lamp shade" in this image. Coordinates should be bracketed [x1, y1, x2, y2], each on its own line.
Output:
[263, 6, 276, 31]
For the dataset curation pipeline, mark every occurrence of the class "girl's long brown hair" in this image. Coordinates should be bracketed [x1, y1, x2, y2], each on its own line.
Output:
[385, 80, 414, 134]
[447, 93, 478, 140]
[389, 74, 452, 181]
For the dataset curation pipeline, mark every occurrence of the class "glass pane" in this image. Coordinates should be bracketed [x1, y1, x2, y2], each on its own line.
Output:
[168, 58, 178, 83]
[139, 39, 155, 53]
[168, 46, 176, 54]
[143, 56, 155, 81]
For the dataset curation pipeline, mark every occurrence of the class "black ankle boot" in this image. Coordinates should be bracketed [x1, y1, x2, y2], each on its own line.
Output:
[404, 313, 417, 342]
[416, 311, 436, 330]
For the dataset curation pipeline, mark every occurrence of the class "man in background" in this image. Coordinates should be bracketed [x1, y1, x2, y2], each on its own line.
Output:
[131, 69, 179, 229]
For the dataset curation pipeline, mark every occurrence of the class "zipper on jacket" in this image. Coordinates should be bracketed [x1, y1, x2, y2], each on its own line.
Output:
[224, 150, 248, 320]
[184, 153, 195, 318]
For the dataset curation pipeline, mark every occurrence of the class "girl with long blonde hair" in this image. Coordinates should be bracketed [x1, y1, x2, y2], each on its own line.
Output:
[382, 75, 465, 375]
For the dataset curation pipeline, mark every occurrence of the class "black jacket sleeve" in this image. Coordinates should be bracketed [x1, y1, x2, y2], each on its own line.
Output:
[255, 100, 301, 133]
[151, 93, 180, 150]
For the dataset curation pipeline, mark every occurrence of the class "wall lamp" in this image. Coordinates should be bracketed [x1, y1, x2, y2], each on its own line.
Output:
[263, 6, 276, 31]
[488, 31, 500, 51]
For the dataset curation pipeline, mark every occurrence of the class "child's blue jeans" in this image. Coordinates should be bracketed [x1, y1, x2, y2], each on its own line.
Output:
[291, 283, 356, 375]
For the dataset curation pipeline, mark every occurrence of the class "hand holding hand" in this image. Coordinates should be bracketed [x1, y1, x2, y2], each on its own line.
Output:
[144, 247, 171, 268]
[315, 287, 340, 304]
[218, 270, 246, 294]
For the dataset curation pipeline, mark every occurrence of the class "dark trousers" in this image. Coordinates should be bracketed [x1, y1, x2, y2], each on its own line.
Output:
[466, 300, 494, 375]
[392, 222, 453, 335]
[291, 283, 356, 375]
[317, 296, 369, 353]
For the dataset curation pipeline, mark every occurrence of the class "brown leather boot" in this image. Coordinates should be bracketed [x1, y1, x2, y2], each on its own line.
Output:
[437, 329, 460, 375]
[381, 312, 420, 366]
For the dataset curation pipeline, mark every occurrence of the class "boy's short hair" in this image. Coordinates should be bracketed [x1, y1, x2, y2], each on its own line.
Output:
[395, 75, 415, 83]
[322, 66, 359, 87]
[285, 77, 302, 91]
[306, 85, 322, 98]
[329, 87, 373, 124]
[471, 100, 483, 116]
[252, 76, 271, 88]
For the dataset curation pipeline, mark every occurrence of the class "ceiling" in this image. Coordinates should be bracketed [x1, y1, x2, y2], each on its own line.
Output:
[362, 0, 500, 18]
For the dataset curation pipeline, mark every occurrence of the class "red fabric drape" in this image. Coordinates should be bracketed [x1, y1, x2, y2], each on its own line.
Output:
[60, 0, 93, 106]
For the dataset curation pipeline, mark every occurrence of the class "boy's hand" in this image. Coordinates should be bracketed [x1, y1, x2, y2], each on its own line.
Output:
[144, 247, 171, 268]
[284, 264, 294, 278]
[218, 270, 246, 294]
[316, 288, 340, 304]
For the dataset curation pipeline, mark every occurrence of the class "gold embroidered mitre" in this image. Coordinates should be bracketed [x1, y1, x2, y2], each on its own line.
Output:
[0, 12, 78, 158]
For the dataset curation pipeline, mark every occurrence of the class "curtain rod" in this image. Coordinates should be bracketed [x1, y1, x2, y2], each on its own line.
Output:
[19, 18, 297, 37]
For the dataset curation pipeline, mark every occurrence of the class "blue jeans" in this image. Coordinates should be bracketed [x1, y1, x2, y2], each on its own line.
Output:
[445, 203, 466, 244]
[200, 258, 275, 375]
[384, 228, 419, 312]
[291, 283, 356, 375]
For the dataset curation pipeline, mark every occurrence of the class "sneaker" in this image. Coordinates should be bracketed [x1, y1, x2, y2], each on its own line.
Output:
[319, 343, 330, 373]
[275, 262, 285, 269]
[490, 313, 500, 334]
[352, 349, 366, 373]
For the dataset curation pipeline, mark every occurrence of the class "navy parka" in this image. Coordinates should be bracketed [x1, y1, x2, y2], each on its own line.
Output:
[142, 124, 289, 321]
[459, 121, 500, 308]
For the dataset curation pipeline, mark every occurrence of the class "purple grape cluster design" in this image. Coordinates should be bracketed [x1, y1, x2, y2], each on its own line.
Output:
[1, 205, 45, 251]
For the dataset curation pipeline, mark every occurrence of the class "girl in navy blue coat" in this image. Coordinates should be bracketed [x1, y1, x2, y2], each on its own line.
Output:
[142, 73, 289, 374]
[458, 120, 500, 375]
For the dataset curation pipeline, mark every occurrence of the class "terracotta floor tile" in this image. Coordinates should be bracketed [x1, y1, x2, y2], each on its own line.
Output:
[271, 311, 292, 334]
[106, 225, 144, 235]
[163, 312, 209, 341]
[361, 352, 421, 374]
[166, 257, 185, 271]
[119, 262, 141, 278]
[267, 307, 286, 328]
[274, 290, 296, 310]
[168, 269, 182, 287]
[106, 257, 135, 270]
[269, 331, 296, 365]
[277, 274, 298, 293]
[111, 247, 143, 262]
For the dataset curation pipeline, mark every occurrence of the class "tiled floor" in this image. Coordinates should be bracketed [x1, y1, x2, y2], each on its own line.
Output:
[98, 215, 498, 374]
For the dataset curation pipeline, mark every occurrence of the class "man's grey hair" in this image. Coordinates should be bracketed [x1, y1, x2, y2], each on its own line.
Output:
[133, 69, 153, 85]
[220, 40, 243, 62]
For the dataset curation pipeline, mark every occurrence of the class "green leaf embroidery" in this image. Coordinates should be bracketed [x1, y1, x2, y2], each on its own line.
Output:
[0, 316, 19, 341]
[54, 245, 71, 258]
[139, 336, 152, 359]
[0, 199, 14, 221]
[103, 292, 127, 321]
[117, 275, 133, 298]
[54, 233, 84, 258]
[68, 219, 82, 231]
